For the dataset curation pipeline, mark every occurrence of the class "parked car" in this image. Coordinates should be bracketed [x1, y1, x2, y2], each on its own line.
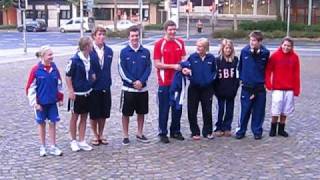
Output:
[17, 20, 47, 32]
[105, 20, 139, 32]
[59, 17, 95, 33]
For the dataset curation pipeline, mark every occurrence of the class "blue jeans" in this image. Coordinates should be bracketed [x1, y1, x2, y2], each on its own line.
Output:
[215, 96, 235, 131]
[158, 86, 182, 136]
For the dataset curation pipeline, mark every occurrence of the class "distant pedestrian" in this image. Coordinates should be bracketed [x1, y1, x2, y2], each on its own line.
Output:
[89, 26, 113, 146]
[265, 37, 300, 137]
[154, 20, 186, 143]
[26, 45, 64, 157]
[182, 38, 216, 140]
[214, 39, 240, 137]
[65, 36, 94, 152]
[196, 19, 203, 33]
[118, 26, 151, 145]
[235, 31, 270, 140]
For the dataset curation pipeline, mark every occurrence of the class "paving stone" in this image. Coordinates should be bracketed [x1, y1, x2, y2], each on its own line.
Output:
[0, 52, 319, 179]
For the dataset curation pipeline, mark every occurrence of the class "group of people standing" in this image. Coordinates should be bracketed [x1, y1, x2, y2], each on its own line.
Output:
[25, 20, 300, 157]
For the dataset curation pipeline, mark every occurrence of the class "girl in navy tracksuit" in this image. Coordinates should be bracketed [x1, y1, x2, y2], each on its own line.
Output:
[66, 37, 95, 152]
[26, 46, 64, 157]
[182, 38, 216, 140]
[214, 39, 240, 137]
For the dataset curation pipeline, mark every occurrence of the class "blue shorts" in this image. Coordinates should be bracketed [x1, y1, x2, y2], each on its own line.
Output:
[34, 104, 60, 124]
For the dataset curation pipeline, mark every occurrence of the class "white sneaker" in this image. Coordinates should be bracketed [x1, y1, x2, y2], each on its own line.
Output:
[70, 140, 80, 152]
[40, 146, 47, 157]
[49, 145, 63, 156]
[78, 141, 93, 151]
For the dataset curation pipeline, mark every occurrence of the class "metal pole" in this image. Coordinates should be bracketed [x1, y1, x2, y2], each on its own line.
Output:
[23, 0, 28, 54]
[177, 0, 180, 28]
[267, 0, 270, 15]
[240, 0, 243, 14]
[287, 0, 290, 36]
[80, 0, 84, 38]
[308, 0, 312, 25]
[168, 0, 171, 20]
[201, 0, 204, 16]
[139, 0, 143, 44]
[187, 0, 190, 40]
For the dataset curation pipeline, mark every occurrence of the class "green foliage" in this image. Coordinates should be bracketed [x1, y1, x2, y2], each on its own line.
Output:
[239, 20, 320, 33]
[106, 29, 129, 38]
[0, 25, 17, 29]
[212, 28, 320, 39]
[264, 30, 286, 39]
[144, 23, 163, 30]
[67, 0, 79, 6]
[213, 29, 247, 39]
[0, 0, 16, 9]
[239, 20, 286, 32]
[149, 0, 161, 4]
[290, 31, 320, 38]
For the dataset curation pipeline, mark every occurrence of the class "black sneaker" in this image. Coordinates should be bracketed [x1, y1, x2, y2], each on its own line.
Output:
[160, 135, 170, 143]
[136, 135, 150, 143]
[235, 133, 245, 139]
[254, 134, 262, 140]
[170, 133, 185, 141]
[122, 138, 130, 145]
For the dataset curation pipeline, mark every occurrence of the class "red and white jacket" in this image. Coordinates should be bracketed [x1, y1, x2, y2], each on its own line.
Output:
[25, 62, 63, 106]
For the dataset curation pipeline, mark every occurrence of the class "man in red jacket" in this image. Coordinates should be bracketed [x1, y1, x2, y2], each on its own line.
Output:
[265, 37, 301, 137]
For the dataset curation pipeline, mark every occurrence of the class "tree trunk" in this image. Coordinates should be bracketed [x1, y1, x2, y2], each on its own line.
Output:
[5, 9, 9, 25]
[275, 0, 281, 20]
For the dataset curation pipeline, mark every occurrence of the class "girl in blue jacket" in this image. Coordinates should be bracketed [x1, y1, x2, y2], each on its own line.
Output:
[26, 46, 64, 157]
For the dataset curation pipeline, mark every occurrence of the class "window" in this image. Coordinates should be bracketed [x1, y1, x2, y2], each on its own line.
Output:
[60, 10, 71, 19]
[93, 8, 112, 20]
[25, 10, 34, 19]
[36, 10, 46, 19]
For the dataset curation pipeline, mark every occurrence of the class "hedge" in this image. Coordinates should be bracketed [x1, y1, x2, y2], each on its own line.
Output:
[0, 25, 17, 29]
[144, 24, 163, 30]
[239, 20, 320, 32]
[213, 29, 320, 39]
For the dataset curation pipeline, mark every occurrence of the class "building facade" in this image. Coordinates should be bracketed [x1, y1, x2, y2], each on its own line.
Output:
[177, 0, 320, 24]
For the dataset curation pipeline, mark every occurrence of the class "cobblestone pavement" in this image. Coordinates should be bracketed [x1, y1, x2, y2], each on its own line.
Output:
[0, 50, 319, 180]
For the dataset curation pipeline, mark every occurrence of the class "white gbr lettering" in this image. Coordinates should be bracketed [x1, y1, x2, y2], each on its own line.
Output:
[230, 68, 235, 78]
[223, 69, 229, 78]
[220, 68, 236, 79]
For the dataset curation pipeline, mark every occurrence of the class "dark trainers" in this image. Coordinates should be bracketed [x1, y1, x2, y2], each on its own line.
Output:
[160, 135, 170, 143]
[254, 134, 262, 140]
[122, 138, 130, 145]
[235, 133, 245, 139]
[136, 135, 150, 143]
[170, 133, 185, 141]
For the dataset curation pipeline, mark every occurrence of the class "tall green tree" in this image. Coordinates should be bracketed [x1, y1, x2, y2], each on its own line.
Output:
[0, 0, 16, 25]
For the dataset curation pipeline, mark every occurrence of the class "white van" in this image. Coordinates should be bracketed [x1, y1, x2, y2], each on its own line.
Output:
[60, 17, 95, 33]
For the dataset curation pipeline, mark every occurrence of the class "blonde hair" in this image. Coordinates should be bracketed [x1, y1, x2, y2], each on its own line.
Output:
[218, 39, 235, 62]
[196, 38, 210, 52]
[78, 36, 92, 51]
[35, 45, 52, 58]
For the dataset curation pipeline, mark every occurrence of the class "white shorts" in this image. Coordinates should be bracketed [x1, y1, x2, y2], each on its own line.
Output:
[271, 90, 295, 116]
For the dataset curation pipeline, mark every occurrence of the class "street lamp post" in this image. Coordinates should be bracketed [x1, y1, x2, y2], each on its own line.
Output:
[286, 0, 291, 36]
[21, 0, 28, 54]
[56, 4, 60, 28]
[139, 0, 143, 43]
[80, 0, 84, 38]
[186, 0, 190, 40]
